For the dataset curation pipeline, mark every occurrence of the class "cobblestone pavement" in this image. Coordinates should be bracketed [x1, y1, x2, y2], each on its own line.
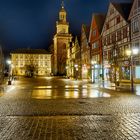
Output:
[0, 77, 140, 140]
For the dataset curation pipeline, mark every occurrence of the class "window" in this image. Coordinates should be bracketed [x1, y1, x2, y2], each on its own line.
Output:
[103, 38, 106, 46]
[123, 27, 127, 38]
[16, 62, 18, 66]
[93, 29, 96, 36]
[103, 51, 107, 59]
[40, 55, 43, 59]
[107, 36, 110, 45]
[20, 63, 23, 67]
[112, 33, 116, 43]
[20, 55, 23, 59]
[106, 23, 109, 30]
[117, 30, 121, 41]
[108, 50, 111, 60]
[92, 42, 98, 49]
[119, 46, 125, 57]
[116, 16, 120, 24]
[133, 19, 139, 33]
[134, 42, 139, 48]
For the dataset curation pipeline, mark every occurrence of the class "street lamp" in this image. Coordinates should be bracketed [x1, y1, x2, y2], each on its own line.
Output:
[126, 48, 139, 92]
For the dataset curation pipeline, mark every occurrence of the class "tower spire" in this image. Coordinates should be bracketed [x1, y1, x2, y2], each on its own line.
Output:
[61, 0, 64, 9]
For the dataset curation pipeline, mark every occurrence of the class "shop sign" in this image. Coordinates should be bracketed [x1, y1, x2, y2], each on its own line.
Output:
[124, 60, 130, 66]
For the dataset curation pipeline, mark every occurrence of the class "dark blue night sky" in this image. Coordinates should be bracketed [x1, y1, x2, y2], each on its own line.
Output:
[0, 0, 132, 52]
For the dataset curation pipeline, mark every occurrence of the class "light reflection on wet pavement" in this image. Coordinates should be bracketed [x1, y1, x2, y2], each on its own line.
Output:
[1, 77, 140, 139]
[0, 88, 4, 97]
[32, 85, 111, 99]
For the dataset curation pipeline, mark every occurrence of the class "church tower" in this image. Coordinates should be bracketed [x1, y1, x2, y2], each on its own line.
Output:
[53, 1, 72, 75]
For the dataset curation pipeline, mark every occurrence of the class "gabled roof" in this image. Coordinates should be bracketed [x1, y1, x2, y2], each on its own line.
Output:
[82, 24, 90, 39]
[11, 48, 51, 54]
[93, 13, 106, 34]
[112, 2, 132, 20]
[74, 35, 81, 46]
[128, 0, 138, 20]
[75, 36, 80, 47]
[101, 2, 132, 35]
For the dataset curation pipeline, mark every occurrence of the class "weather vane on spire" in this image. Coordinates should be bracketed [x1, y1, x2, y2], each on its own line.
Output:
[61, 0, 64, 8]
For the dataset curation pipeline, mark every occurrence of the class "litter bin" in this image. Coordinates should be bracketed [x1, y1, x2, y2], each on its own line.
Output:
[8, 80, 11, 85]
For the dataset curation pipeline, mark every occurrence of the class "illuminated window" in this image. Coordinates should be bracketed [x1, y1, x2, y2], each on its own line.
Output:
[134, 42, 139, 48]
[40, 55, 43, 59]
[92, 42, 98, 49]
[20, 55, 23, 59]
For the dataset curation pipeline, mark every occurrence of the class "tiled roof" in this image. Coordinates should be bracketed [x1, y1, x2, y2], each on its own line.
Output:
[11, 48, 51, 54]
[93, 13, 106, 34]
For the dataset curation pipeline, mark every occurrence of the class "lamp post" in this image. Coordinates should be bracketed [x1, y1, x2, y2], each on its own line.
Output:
[65, 66, 68, 78]
[6, 59, 12, 85]
[126, 48, 139, 92]
[91, 61, 97, 83]
[74, 64, 78, 80]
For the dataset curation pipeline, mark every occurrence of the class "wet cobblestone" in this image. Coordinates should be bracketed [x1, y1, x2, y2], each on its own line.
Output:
[0, 92, 140, 116]
[0, 114, 140, 140]
[0, 77, 140, 139]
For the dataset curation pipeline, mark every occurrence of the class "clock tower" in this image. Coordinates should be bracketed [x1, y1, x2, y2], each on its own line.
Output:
[53, 1, 72, 75]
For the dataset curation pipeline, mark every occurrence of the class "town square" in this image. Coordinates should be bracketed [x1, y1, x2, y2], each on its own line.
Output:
[0, 0, 140, 139]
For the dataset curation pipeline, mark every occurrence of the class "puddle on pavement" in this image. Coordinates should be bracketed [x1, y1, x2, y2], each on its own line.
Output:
[32, 87, 111, 99]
